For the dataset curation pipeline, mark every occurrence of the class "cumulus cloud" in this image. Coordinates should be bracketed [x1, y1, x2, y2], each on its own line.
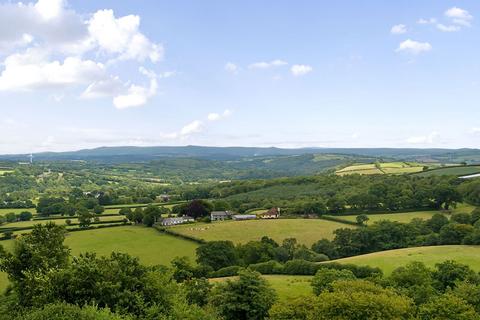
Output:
[470, 128, 480, 134]
[417, 18, 437, 24]
[225, 62, 238, 74]
[180, 120, 203, 136]
[396, 39, 432, 55]
[445, 7, 473, 27]
[390, 24, 407, 34]
[0, 0, 166, 109]
[406, 132, 439, 144]
[290, 64, 313, 76]
[0, 49, 105, 91]
[436, 24, 461, 32]
[248, 59, 288, 69]
[88, 9, 163, 63]
[207, 109, 232, 121]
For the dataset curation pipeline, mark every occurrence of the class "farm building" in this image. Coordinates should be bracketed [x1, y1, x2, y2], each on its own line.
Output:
[259, 207, 281, 219]
[160, 216, 194, 226]
[211, 211, 233, 221]
[232, 214, 257, 221]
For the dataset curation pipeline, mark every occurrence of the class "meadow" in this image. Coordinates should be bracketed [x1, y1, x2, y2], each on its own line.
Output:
[330, 245, 480, 275]
[336, 162, 428, 176]
[211, 275, 313, 300]
[169, 219, 355, 246]
[327, 210, 441, 225]
[414, 165, 480, 177]
[0, 226, 198, 292]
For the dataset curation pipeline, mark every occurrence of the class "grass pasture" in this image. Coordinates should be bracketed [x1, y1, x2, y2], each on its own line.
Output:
[336, 162, 427, 176]
[169, 219, 355, 246]
[328, 210, 441, 225]
[0, 170, 13, 175]
[330, 245, 480, 275]
[0, 226, 198, 292]
[211, 275, 313, 300]
[414, 165, 480, 177]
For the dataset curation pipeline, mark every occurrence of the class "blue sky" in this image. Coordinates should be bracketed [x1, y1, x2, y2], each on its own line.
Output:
[0, 0, 479, 153]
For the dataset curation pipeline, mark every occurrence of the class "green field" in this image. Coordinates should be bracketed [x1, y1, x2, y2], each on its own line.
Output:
[0, 208, 37, 215]
[414, 165, 480, 177]
[0, 170, 13, 175]
[0, 226, 198, 292]
[170, 219, 355, 246]
[211, 275, 313, 300]
[336, 162, 428, 176]
[331, 245, 480, 275]
[1, 215, 124, 228]
[328, 211, 441, 225]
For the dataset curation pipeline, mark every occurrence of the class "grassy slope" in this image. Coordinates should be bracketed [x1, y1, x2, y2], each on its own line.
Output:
[330, 245, 480, 275]
[169, 219, 354, 245]
[326, 203, 476, 225]
[336, 162, 426, 176]
[211, 275, 313, 300]
[0, 226, 198, 293]
[329, 211, 440, 224]
[415, 165, 480, 177]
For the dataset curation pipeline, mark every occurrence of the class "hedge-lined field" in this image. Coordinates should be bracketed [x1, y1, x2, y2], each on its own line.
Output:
[210, 275, 313, 300]
[0, 226, 198, 292]
[169, 219, 355, 246]
[330, 245, 480, 275]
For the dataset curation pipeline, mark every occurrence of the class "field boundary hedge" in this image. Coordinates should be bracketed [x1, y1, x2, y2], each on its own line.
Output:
[153, 225, 206, 244]
[319, 215, 360, 226]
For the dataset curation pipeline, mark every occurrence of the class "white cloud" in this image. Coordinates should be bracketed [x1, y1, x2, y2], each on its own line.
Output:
[396, 39, 432, 55]
[391, 24, 407, 34]
[180, 120, 203, 136]
[436, 24, 461, 32]
[445, 7, 473, 27]
[406, 132, 439, 144]
[112, 68, 158, 109]
[417, 18, 437, 24]
[0, 49, 105, 91]
[225, 62, 238, 74]
[0, 1, 166, 109]
[470, 128, 480, 134]
[34, 0, 64, 20]
[290, 64, 313, 76]
[207, 109, 232, 121]
[249, 59, 288, 69]
[88, 9, 163, 63]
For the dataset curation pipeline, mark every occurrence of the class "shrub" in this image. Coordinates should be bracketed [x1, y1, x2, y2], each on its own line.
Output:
[311, 268, 356, 295]
[282, 259, 319, 275]
[248, 260, 284, 274]
[210, 265, 241, 278]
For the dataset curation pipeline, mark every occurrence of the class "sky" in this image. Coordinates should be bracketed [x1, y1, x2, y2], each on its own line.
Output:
[0, 0, 479, 154]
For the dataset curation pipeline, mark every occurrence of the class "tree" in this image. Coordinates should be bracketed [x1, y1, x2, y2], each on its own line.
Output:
[209, 269, 276, 320]
[196, 241, 238, 271]
[418, 294, 478, 320]
[427, 214, 449, 233]
[433, 260, 480, 291]
[18, 211, 33, 221]
[142, 205, 164, 227]
[0, 223, 69, 305]
[312, 280, 414, 320]
[93, 205, 105, 215]
[5, 212, 17, 223]
[16, 303, 128, 320]
[183, 278, 212, 307]
[119, 208, 132, 216]
[311, 268, 356, 295]
[183, 200, 213, 219]
[389, 261, 436, 304]
[356, 214, 369, 226]
[439, 223, 474, 245]
[451, 213, 471, 224]
[78, 209, 94, 228]
[433, 184, 462, 210]
[311, 239, 338, 259]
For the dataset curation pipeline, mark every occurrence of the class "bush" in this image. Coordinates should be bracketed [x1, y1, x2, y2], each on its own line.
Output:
[16, 303, 128, 320]
[320, 263, 383, 278]
[311, 268, 356, 295]
[65, 219, 72, 226]
[210, 265, 241, 278]
[282, 259, 319, 275]
[248, 260, 284, 274]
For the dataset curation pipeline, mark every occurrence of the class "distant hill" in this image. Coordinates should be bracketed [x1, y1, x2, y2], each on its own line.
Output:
[1, 145, 480, 163]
